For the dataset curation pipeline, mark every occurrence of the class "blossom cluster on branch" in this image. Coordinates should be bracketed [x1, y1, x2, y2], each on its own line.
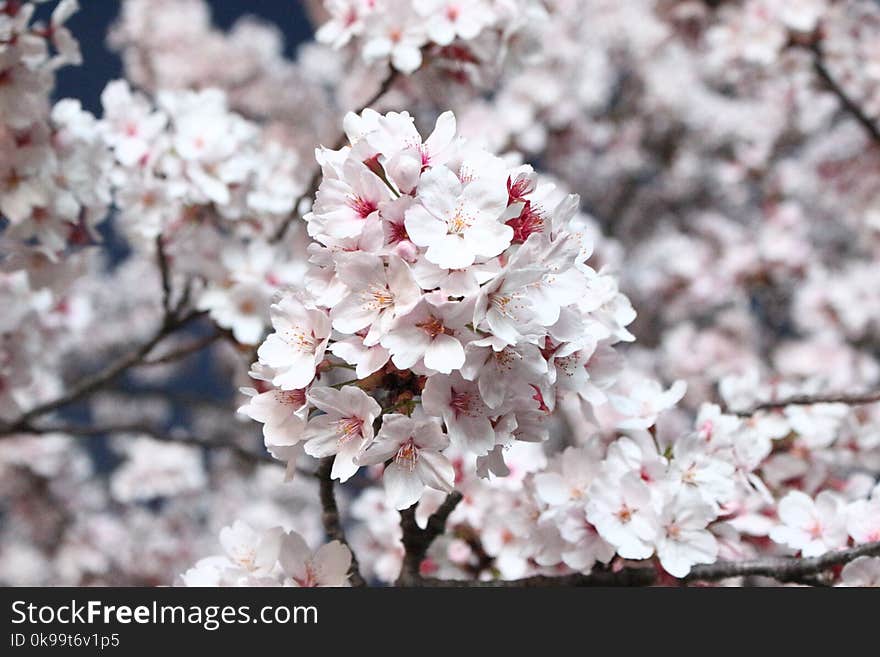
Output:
[239, 107, 636, 506]
[2, 0, 880, 588]
[316, 0, 547, 74]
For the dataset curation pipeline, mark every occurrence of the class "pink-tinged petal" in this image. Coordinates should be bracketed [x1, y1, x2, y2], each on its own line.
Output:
[392, 44, 423, 74]
[358, 438, 402, 466]
[404, 203, 447, 247]
[413, 418, 448, 450]
[424, 333, 465, 373]
[306, 387, 348, 417]
[341, 385, 382, 420]
[331, 293, 379, 335]
[302, 416, 341, 457]
[278, 531, 311, 582]
[464, 220, 514, 259]
[424, 111, 456, 159]
[238, 391, 287, 425]
[257, 333, 296, 368]
[272, 354, 317, 390]
[382, 326, 431, 369]
[461, 176, 508, 214]
[312, 541, 352, 586]
[357, 345, 390, 379]
[263, 413, 307, 447]
[362, 37, 392, 61]
[449, 414, 495, 456]
[255, 527, 284, 572]
[335, 251, 385, 290]
[416, 165, 462, 217]
[426, 18, 456, 46]
[416, 450, 455, 493]
[384, 462, 427, 510]
[331, 438, 365, 482]
[777, 491, 816, 529]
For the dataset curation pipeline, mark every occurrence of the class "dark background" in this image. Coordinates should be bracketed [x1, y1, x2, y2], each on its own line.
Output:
[56, 0, 316, 113]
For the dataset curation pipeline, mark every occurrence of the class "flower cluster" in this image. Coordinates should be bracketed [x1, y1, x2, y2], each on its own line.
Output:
[316, 0, 547, 74]
[1, 1, 113, 253]
[96, 79, 313, 343]
[180, 520, 352, 587]
[242, 108, 635, 508]
[532, 400, 880, 578]
[100, 80, 305, 243]
[346, 397, 880, 581]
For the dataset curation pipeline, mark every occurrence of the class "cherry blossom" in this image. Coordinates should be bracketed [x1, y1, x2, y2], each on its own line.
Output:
[404, 162, 511, 269]
[302, 385, 382, 482]
[278, 531, 352, 587]
[257, 295, 331, 390]
[770, 491, 850, 557]
[359, 413, 454, 509]
[655, 503, 719, 578]
[586, 473, 659, 560]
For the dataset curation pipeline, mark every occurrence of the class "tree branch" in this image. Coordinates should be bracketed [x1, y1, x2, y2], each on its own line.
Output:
[808, 40, 880, 146]
[731, 390, 880, 417]
[416, 541, 880, 587]
[0, 310, 207, 435]
[316, 457, 367, 587]
[138, 329, 224, 367]
[156, 234, 173, 319]
[396, 491, 463, 585]
[686, 540, 880, 584]
[455, 524, 495, 576]
[420, 567, 658, 588]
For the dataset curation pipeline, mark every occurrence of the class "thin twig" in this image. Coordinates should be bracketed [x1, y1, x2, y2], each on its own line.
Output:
[317, 457, 367, 587]
[730, 390, 880, 417]
[0, 310, 207, 435]
[139, 329, 224, 367]
[271, 67, 400, 243]
[156, 235, 173, 319]
[455, 524, 495, 577]
[424, 491, 464, 544]
[808, 40, 880, 146]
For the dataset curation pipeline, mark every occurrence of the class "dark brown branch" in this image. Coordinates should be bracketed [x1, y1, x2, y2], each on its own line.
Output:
[396, 491, 463, 585]
[139, 329, 224, 367]
[271, 67, 400, 243]
[425, 490, 464, 542]
[686, 540, 880, 584]
[317, 457, 367, 587]
[808, 41, 880, 146]
[455, 524, 495, 576]
[0, 310, 207, 435]
[420, 567, 658, 588]
[156, 235, 173, 319]
[412, 540, 880, 587]
[731, 390, 880, 417]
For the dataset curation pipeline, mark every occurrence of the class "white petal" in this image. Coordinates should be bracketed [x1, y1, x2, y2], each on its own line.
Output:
[384, 463, 427, 510]
[312, 541, 352, 586]
[423, 334, 465, 373]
